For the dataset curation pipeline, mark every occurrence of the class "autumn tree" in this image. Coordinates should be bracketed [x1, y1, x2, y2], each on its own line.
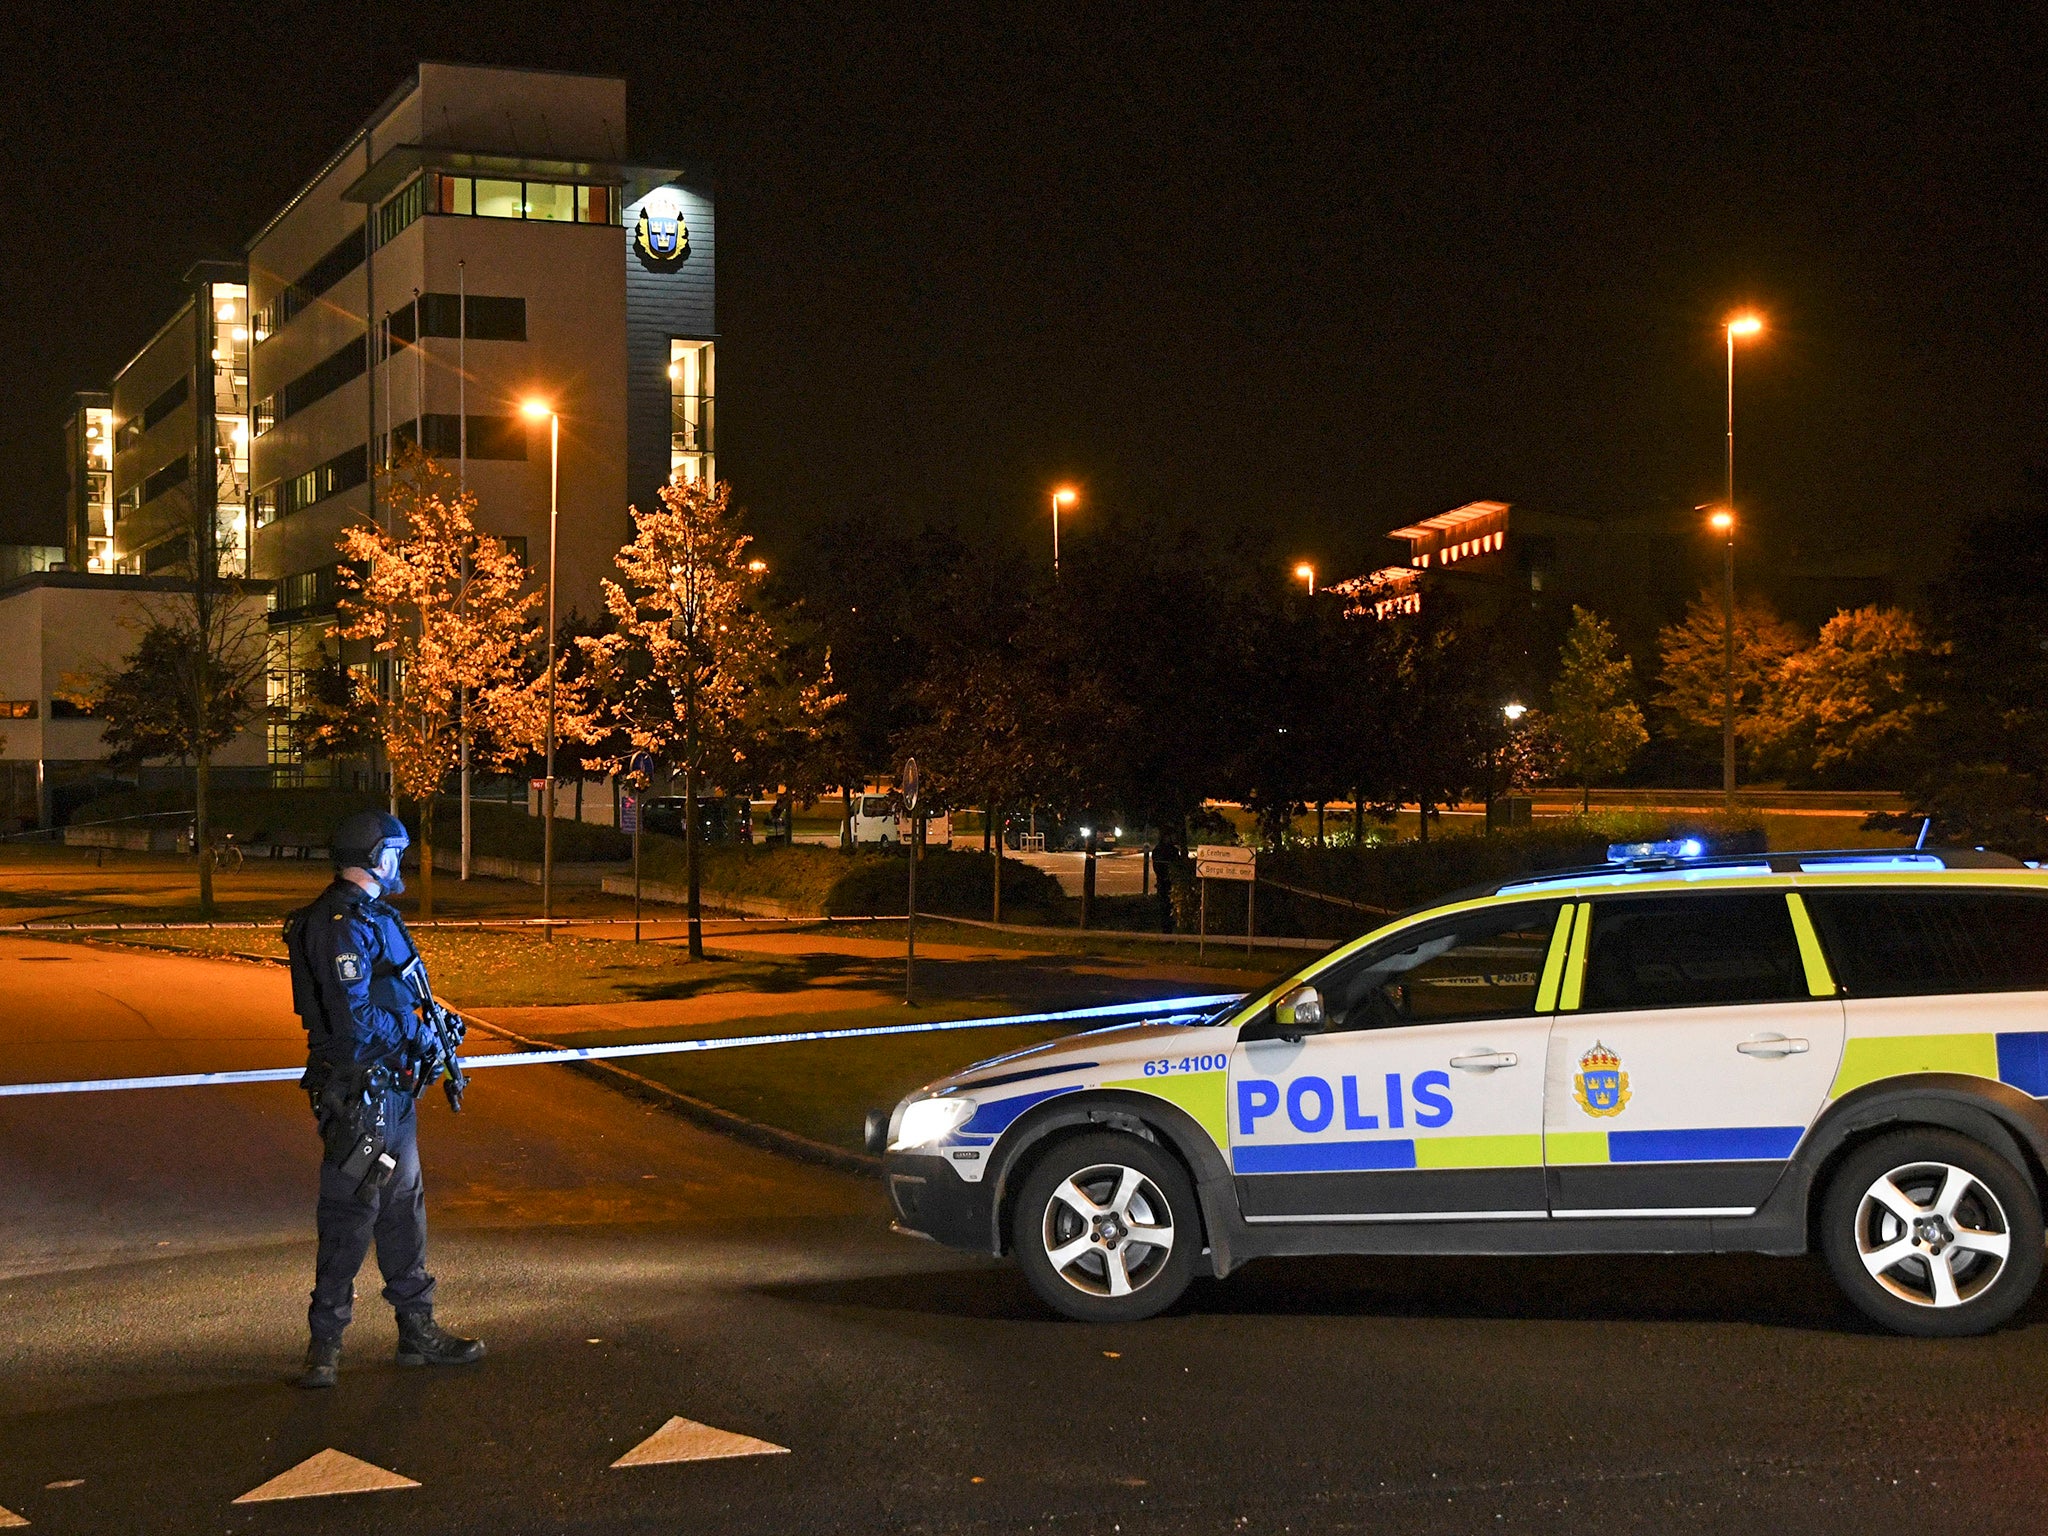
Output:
[1752, 605, 1938, 784]
[289, 640, 380, 766]
[1655, 590, 1803, 768]
[336, 449, 542, 915]
[1550, 606, 1647, 810]
[578, 477, 838, 957]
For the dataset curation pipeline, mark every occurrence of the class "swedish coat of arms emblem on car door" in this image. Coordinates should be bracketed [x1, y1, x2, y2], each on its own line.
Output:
[1574, 1042, 1631, 1117]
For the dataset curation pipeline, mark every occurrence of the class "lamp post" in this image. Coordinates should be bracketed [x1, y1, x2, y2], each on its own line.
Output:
[1051, 486, 1076, 577]
[1709, 507, 1737, 805]
[1488, 702, 1527, 832]
[1294, 562, 1315, 595]
[522, 398, 560, 940]
[1720, 314, 1762, 807]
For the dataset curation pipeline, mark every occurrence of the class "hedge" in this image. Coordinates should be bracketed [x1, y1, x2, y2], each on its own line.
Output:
[1162, 811, 1770, 941]
[635, 840, 1064, 918]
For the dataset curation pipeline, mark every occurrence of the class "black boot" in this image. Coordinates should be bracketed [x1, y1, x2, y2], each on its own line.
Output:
[296, 1336, 342, 1389]
[395, 1311, 486, 1367]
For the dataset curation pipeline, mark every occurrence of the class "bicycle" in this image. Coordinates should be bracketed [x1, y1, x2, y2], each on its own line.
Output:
[208, 831, 246, 874]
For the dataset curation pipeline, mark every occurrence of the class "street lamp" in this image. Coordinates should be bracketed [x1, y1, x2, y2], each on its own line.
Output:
[1294, 562, 1315, 595]
[1502, 701, 1527, 722]
[521, 397, 560, 940]
[1051, 486, 1077, 577]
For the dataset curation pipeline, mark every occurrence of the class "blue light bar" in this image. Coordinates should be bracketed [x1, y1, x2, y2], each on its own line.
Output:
[1608, 838, 1704, 863]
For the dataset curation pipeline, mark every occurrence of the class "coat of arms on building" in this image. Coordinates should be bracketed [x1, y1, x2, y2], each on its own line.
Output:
[634, 196, 689, 265]
[1573, 1041, 1631, 1117]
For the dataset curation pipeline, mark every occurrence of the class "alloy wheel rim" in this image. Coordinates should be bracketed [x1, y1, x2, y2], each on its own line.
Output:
[1041, 1162, 1176, 1298]
[1854, 1159, 2012, 1308]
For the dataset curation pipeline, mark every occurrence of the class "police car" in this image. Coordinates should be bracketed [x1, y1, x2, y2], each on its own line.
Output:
[870, 843, 2048, 1335]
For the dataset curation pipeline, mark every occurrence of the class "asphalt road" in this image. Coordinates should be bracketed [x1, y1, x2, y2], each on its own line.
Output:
[5, 937, 2048, 1533]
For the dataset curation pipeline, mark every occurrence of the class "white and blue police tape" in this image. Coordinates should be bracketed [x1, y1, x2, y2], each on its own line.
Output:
[0, 993, 1247, 1099]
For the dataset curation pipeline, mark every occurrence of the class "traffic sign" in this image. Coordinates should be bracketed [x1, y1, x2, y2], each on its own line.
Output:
[630, 751, 655, 782]
[620, 794, 639, 834]
[1195, 845, 1255, 882]
[900, 757, 920, 813]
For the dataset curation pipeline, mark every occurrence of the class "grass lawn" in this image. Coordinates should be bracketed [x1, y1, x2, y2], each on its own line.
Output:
[916, 916, 1309, 974]
[52, 927, 813, 1008]
[545, 1004, 1094, 1155]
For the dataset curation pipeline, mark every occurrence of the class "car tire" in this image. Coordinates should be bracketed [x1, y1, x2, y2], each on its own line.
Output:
[1819, 1127, 2044, 1337]
[1011, 1131, 1199, 1323]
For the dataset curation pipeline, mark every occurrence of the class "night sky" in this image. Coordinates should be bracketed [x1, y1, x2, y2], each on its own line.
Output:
[3, 4, 2042, 611]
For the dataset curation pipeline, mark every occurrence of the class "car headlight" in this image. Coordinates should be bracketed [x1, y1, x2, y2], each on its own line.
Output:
[891, 1096, 976, 1150]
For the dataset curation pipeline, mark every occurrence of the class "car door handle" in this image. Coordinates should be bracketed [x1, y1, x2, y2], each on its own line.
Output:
[1450, 1050, 1519, 1072]
[1737, 1036, 1810, 1057]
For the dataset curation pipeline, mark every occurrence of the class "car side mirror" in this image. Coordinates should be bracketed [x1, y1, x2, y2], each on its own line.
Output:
[1274, 984, 1326, 1042]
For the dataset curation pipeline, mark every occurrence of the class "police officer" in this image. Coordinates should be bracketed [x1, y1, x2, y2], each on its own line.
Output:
[285, 810, 484, 1389]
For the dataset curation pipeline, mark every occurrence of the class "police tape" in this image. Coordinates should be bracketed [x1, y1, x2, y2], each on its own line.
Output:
[0, 993, 1248, 1099]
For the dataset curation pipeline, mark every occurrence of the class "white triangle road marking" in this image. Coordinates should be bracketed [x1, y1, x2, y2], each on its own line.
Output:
[232, 1448, 420, 1503]
[611, 1416, 790, 1468]
[0, 1504, 26, 1528]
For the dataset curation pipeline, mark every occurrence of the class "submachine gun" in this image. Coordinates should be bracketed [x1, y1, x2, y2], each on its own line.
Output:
[399, 955, 469, 1112]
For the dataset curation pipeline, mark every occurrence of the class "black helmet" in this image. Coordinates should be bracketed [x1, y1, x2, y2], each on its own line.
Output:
[332, 810, 410, 893]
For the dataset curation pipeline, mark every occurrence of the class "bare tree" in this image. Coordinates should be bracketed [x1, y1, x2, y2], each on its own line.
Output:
[64, 494, 268, 916]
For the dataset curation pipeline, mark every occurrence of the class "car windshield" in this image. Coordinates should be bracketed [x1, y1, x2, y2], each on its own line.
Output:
[861, 797, 892, 815]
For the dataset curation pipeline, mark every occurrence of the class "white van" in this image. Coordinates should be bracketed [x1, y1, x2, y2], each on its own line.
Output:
[850, 794, 901, 847]
[899, 809, 953, 848]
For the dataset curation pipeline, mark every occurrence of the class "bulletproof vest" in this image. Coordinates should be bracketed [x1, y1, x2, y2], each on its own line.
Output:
[283, 901, 333, 1044]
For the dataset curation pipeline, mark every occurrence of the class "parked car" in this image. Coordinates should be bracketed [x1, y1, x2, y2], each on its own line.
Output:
[642, 794, 752, 844]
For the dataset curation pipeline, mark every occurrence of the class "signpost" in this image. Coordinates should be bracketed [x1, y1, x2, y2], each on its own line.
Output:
[1195, 844, 1257, 961]
[626, 752, 655, 943]
[901, 758, 920, 1006]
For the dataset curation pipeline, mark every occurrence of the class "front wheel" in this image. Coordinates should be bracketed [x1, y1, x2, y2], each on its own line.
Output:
[1820, 1128, 2044, 1337]
[1011, 1132, 1198, 1323]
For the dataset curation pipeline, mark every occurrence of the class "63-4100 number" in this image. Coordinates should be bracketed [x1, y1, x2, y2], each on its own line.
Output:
[1142, 1054, 1228, 1076]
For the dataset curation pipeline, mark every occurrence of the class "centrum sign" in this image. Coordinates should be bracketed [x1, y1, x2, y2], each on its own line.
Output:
[1195, 844, 1255, 882]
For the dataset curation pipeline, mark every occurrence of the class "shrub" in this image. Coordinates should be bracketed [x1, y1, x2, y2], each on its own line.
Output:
[635, 840, 1065, 918]
[1165, 812, 1770, 941]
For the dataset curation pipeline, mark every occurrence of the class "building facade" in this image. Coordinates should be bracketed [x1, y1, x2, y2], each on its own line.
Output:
[63, 62, 715, 785]
[0, 573, 270, 828]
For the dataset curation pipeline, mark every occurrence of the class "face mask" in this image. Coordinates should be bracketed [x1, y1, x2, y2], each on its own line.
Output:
[374, 843, 407, 896]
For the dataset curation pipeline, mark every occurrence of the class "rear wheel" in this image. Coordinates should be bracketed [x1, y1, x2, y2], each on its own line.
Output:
[1012, 1132, 1198, 1323]
[1820, 1128, 2043, 1337]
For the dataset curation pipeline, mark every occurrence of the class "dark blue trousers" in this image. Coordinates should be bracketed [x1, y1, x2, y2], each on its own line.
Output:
[309, 1092, 436, 1341]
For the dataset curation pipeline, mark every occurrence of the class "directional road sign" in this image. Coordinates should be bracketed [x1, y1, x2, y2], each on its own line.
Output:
[1195, 845, 1256, 882]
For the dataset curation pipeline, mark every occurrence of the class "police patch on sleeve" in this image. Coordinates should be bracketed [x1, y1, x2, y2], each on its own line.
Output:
[335, 952, 363, 983]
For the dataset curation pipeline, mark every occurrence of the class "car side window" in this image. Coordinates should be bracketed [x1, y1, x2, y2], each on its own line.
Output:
[1312, 901, 1562, 1032]
[1580, 892, 1806, 1012]
[1803, 889, 2048, 997]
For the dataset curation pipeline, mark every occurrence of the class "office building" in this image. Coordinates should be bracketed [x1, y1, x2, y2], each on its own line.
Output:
[64, 62, 716, 782]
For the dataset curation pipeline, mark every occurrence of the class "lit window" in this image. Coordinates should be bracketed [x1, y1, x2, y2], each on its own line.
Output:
[475, 179, 523, 219]
[434, 174, 474, 215]
[577, 186, 614, 224]
[525, 182, 574, 222]
[670, 339, 715, 480]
